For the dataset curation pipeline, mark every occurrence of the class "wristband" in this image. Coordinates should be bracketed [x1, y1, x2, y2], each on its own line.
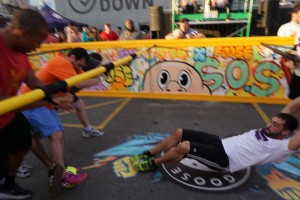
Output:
[72, 93, 79, 103]
[44, 95, 59, 106]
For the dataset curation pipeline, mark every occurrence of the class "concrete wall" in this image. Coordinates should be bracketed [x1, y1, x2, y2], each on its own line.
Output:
[54, 0, 172, 31]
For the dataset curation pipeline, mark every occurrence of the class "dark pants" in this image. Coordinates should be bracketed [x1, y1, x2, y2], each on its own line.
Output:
[0, 112, 32, 179]
[288, 74, 300, 99]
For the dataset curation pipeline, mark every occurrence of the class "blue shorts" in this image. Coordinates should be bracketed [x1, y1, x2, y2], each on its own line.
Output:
[22, 107, 64, 137]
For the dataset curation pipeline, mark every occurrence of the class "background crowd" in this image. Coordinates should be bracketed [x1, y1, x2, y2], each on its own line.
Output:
[44, 19, 151, 44]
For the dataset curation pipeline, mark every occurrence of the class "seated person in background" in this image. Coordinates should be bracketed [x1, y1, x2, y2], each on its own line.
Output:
[277, 5, 300, 99]
[210, 0, 231, 12]
[277, 5, 300, 43]
[165, 18, 205, 39]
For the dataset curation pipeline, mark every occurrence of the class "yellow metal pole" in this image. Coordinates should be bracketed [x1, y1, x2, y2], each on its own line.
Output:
[0, 47, 150, 116]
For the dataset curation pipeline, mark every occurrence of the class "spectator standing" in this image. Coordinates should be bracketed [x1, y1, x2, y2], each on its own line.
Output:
[65, 23, 81, 42]
[90, 26, 101, 41]
[277, 5, 300, 99]
[44, 32, 58, 44]
[81, 27, 94, 42]
[100, 23, 119, 41]
[119, 19, 144, 40]
[57, 30, 67, 43]
[117, 26, 123, 36]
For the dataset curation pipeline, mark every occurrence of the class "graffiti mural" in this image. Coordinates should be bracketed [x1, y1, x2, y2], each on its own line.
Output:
[29, 45, 290, 97]
[93, 133, 168, 179]
[256, 150, 300, 200]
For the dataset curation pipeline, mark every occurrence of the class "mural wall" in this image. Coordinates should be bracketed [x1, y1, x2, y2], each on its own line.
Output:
[29, 42, 292, 98]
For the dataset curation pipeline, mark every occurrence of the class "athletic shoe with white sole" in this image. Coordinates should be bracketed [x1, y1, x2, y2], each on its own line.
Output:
[82, 127, 104, 137]
[16, 165, 31, 178]
[61, 172, 87, 189]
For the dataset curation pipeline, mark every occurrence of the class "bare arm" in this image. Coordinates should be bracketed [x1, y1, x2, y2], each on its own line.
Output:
[281, 97, 300, 117]
[288, 130, 300, 150]
[192, 33, 206, 38]
[24, 70, 44, 89]
[20, 70, 73, 111]
[165, 32, 181, 40]
[76, 77, 101, 89]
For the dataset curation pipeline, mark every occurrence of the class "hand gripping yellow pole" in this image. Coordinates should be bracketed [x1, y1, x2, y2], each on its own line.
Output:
[0, 47, 150, 116]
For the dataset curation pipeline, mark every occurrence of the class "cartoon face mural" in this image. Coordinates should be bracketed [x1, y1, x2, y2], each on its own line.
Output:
[143, 61, 211, 94]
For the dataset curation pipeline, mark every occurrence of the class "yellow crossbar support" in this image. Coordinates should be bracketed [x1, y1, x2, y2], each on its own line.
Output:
[0, 47, 150, 116]
[78, 91, 291, 105]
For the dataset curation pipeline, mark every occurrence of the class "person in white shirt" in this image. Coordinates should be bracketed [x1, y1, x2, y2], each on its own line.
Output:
[165, 18, 206, 39]
[130, 113, 299, 172]
[278, 5, 300, 99]
[277, 5, 300, 43]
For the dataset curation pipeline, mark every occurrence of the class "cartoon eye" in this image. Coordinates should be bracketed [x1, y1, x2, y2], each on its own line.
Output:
[178, 70, 191, 90]
[157, 70, 170, 89]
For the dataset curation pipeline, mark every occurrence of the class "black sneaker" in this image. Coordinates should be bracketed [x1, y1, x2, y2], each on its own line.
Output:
[48, 164, 64, 198]
[0, 183, 33, 199]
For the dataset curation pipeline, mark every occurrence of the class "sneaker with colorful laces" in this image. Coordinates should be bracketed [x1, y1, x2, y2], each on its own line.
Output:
[130, 151, 154, 163]
[132, 159, 157, 172]
[61, 172, 87, 189]
[82, 126, 104, 137]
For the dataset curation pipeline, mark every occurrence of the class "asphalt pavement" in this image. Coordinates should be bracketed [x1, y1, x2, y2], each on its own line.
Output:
[17, 96, 299, 200]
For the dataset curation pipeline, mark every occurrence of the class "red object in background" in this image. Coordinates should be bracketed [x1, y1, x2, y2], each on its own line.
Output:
[44, 34, 58, 44]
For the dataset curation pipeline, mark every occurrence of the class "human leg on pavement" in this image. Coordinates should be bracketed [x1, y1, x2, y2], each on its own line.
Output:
[31, 136, 53, 171]
[149, 128, 184, 155]
[131, 128, 186, 171]
[72, 98, 104, 137]
[22, 107, 87, 198]
[0, 112, 33, 199]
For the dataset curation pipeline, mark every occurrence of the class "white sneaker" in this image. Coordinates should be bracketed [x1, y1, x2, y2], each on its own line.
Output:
[16, 165, 31, 178]
[82, 127, 104, 137]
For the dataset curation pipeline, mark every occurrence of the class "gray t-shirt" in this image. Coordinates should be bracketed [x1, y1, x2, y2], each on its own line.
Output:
[119, 30, 144, 40]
